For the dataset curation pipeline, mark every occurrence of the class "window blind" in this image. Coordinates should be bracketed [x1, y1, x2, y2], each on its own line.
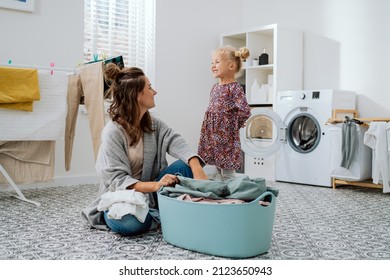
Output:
[84, 0, 156, 80]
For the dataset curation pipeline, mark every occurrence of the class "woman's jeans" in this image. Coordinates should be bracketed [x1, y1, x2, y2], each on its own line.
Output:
[103, 160, 193, 236]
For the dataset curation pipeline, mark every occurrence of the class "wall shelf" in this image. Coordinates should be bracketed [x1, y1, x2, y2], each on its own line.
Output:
[221, 24, 303, 107]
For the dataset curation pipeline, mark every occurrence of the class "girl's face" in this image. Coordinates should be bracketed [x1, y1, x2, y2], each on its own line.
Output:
[211, 53, 235, 79]
[138, 76, 157, 112]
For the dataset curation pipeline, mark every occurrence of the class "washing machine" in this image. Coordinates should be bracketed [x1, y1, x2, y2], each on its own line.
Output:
[240, 89, 356, 187]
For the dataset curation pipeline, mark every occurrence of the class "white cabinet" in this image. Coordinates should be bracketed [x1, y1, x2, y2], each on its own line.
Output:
[221, 24, 303, 180]
[220, 24, 303, 106]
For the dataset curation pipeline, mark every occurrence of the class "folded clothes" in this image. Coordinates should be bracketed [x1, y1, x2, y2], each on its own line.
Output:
[0, 66, 40, 112]
[97, 190, 150, 223]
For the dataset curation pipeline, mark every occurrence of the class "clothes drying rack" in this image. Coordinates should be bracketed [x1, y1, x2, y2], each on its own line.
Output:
[0, 164, 41, 206]
[327, 116, 390, 190]
[0, 63, 75, 207]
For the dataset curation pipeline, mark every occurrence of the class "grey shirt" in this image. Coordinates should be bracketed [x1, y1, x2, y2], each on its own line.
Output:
[81, 117, 203, 230]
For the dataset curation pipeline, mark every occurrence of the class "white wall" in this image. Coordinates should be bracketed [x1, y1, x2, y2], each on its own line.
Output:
[2, 0, 388, 185]
[242, 0, 390, 118]
[155, 0, 244, 153]
[0, 0, 98, 185]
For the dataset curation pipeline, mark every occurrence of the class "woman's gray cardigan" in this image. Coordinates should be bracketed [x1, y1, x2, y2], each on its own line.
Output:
[81, 117, 203, 230]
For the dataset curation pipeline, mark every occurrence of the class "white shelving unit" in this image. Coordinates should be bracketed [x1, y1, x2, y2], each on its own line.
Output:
[221, 24, 303, 106]
[221, 24, 303, 180]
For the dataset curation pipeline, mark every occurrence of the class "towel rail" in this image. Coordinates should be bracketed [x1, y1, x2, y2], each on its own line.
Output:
[327, 117, 390, 124]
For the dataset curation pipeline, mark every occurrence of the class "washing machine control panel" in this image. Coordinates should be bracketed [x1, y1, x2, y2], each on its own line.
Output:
[312, 91, 320, 99]
[298, 91, 321, 100]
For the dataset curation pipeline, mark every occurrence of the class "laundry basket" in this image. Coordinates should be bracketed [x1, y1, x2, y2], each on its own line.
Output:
[157, 190, 276, 258]
[329, 123, 372, 181]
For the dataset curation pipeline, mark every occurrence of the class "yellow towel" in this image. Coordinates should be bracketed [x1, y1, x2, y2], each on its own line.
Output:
[0, 66, 40, 112]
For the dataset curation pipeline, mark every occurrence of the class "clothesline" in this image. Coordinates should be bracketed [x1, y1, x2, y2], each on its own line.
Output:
[0, 63, 75, 73]
[327, 117, 390, 124]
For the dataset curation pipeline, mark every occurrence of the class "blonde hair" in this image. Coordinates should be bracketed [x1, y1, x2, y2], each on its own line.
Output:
[214, 46, 250, 75]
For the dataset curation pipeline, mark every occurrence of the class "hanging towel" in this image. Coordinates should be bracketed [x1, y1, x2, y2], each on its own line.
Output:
[0, 66, 40, 112]
[340, 122, 359, 169]
[387, 123, 390, 153]
[363, 122, 390, 193]
[0, 141, 55, 185]
[0, 70, 68, 140]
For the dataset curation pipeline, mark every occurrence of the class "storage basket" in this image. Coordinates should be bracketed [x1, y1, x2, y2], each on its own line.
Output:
[329, 123, 372, 181]
[157, 190, 276, 258]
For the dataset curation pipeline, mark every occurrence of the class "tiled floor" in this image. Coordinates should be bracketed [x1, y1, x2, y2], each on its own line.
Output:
[1, 181, 389, 260]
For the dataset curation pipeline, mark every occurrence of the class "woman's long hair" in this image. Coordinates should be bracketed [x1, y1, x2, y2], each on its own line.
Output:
[104, 63, 154, 146]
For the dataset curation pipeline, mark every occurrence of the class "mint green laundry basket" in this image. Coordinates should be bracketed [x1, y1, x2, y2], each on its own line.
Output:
[157, 190, 276, 258]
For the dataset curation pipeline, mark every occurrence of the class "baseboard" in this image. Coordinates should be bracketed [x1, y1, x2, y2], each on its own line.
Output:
[0, 174, 99, 191]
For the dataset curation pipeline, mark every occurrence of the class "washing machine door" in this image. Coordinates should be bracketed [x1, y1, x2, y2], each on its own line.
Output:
[286, 111, 322, 153]
[240, 108, 284, 158]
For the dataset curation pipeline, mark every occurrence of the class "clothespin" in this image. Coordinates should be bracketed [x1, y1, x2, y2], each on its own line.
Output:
[8, 59, 12, 65]
[101, 52, 108, 61]
[50, 62, 55, 75]
[93, 54, 98, 61]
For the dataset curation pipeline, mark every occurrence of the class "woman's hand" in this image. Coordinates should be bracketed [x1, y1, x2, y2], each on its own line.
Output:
[131, 174, 178, 193]
[157, 174, 179, 188]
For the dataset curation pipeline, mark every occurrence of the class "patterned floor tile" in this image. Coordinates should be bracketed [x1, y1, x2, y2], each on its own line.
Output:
[0, 182, 389, 260]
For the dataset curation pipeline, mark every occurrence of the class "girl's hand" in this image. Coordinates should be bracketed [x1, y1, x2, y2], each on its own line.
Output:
[189, 156, 209, 180]
[193, 168, 208, 180]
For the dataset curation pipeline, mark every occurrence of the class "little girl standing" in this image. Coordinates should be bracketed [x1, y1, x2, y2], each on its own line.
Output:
[198, 46, 251, 180]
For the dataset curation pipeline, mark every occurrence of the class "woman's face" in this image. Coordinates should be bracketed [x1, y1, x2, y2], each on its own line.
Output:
[138, 76, 157, 112]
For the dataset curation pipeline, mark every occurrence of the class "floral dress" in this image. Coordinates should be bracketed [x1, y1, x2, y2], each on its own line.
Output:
[198, 82, 251, 170]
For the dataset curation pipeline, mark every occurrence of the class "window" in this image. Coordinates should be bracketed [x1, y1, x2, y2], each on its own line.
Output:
[84, 0, 156, 81]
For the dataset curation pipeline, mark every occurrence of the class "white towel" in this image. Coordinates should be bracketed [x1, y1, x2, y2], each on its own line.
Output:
[97, 190, 149, 223]
[363, 122, 390, 193]
[387, 123, 390, 153]
[0, 70, 69, 140]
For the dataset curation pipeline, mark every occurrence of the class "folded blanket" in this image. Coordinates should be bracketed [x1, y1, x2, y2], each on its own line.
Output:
[0, 67, 40, 112]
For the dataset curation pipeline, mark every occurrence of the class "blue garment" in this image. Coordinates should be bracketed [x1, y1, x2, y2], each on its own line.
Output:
[160, 175, 279, 201]
[103, 160, 193, 236]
